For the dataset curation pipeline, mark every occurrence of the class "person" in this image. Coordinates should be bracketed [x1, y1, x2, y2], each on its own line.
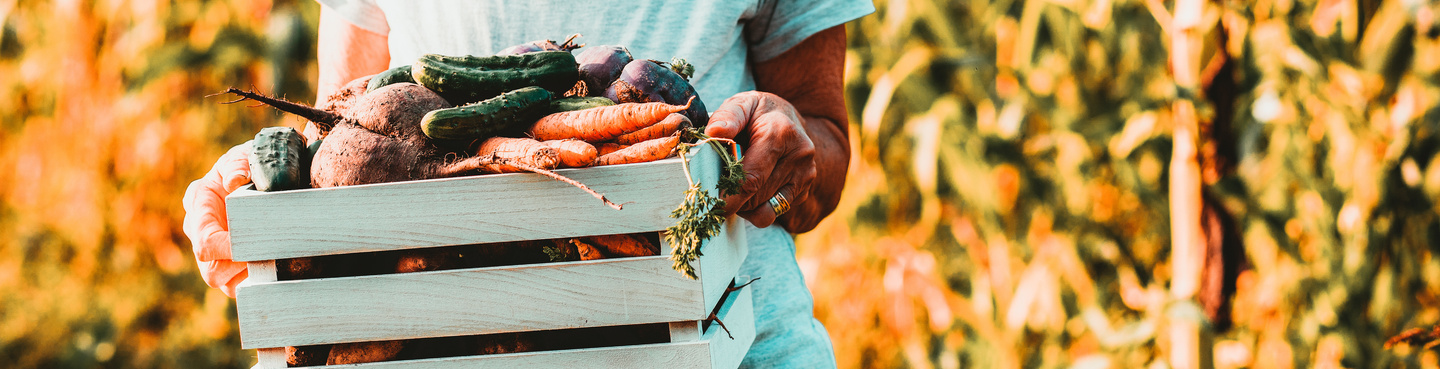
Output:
[182, 0, 873, 366]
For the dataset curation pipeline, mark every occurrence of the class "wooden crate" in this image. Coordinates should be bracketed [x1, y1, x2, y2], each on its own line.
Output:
[226, 147, 754, 368]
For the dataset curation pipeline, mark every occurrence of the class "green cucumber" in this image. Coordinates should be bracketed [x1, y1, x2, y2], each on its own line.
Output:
[249, 127, 309, 191]
[421, 86, 554, 140]
[366, 65, 414, 92]
[547, 96, 615, 114]
[412, 51, 577, 105]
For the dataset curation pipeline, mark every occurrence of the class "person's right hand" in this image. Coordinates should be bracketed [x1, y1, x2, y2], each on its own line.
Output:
[182, 142, 254, 298]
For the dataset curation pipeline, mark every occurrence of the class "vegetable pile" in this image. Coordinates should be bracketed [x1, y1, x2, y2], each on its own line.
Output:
[218, 35, 743, 366]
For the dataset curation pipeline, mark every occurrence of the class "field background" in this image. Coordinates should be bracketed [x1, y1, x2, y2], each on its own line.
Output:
[3, 0, 1440, 368]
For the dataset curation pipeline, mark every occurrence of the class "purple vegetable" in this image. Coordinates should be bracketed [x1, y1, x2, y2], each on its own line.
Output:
[495, 34, 583, 55]
[576, 45, 633, 97]
[604, 59, 708, 125]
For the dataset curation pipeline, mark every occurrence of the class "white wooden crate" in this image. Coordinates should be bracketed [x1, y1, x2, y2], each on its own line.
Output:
[226, 147, 754, 368]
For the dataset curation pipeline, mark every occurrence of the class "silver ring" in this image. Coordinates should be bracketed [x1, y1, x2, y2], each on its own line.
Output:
[768, 192, 791, 216]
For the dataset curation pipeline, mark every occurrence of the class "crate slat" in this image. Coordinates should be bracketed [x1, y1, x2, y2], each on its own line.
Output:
[244, 261, 289, 369]
[227, 147, 723, 261]
[704, 287, 755, 369]
[291, 284, 756, 369]
[237, 256, 705, 349]
[230, 146, 753, 367]
[683, 213, 748, 320]
[304, 342, 711, 369]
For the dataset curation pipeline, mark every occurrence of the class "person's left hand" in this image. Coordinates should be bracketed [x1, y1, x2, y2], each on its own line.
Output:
[182, 142, 254, 297]
[705, 91, 817, 230]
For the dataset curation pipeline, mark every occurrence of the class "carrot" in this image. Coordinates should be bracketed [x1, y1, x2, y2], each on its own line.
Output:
[472, 137, 560, 173]
[613, 113, 687, 145]
[596, 142, 627, 157]
[328, 340, 404, 365]
[594, 135, 680, 166]
[529, 96, 694, 142]
[570, 239, 605, 261]
[581, 233, 660, 257]
[543, 139, 598, 168]
[287, 344, 331, 367]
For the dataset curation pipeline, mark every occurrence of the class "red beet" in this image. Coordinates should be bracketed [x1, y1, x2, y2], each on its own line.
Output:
[317, 75, 373, 116]
[576, 45, 632, 96]
[604, 59, 708, 126]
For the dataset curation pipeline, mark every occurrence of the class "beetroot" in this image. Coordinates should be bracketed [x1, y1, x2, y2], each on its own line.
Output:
[317, 75, 373, 116]
[604, 59, 708, 126]
[575, 45, 632, 97]
[220, 83, 497, 188]
[495, 34, 583, 55]
[307, 83, 472, 187]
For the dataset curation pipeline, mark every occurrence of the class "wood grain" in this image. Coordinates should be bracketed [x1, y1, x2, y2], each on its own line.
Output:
[301, 342, 712, 369]
[691, 214, 747, 318]
[669, 321, 701, 342]
[229, 146, 755, 366]
[226, 151, 719, 261]
[243, 261, 287, 369]
[237, 256, 706, 349]
[274, 282, 756, 369]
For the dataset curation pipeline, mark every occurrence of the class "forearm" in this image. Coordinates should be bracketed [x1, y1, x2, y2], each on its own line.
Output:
[316, 7, 389, 103]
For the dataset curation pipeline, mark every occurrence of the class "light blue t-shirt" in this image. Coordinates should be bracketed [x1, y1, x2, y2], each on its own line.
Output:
[319, 0, 873, 114]
[317, 1, 874, 367]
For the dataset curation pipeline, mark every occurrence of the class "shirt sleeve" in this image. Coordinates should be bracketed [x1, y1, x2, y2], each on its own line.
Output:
[315, 0, 390, 35]
[743, 0, 875, 62]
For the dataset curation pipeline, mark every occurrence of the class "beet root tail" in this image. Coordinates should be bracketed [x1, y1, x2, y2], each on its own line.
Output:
[216, 88, 345, 134]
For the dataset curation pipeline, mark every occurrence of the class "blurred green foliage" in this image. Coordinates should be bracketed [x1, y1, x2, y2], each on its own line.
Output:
[6, 0, 1440, 368]
[0, 0, 316, 367]
[799, 0, 1440, 368]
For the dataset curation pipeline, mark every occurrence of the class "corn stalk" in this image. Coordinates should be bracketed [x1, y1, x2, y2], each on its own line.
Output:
[1167, 0, 1210, 368]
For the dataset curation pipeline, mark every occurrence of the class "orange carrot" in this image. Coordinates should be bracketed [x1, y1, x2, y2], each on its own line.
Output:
[543, 139, 598, 168]
[473, 137, 559, 173]
[529, 97, 695, 142]
[614, 113, 688, 145]
[570, 239, 605, 261]
[596, 142, 627, 157]
[581, 234, 660, 257]
[594, 135, 680, 166]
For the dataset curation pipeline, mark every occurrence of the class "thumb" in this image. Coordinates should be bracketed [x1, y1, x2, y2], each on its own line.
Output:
[705, 94, 759, 139]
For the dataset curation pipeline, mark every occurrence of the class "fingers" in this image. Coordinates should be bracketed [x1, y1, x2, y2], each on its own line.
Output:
[735, 150, 816, 230]
[705, 92, 762, 139]
[711, 94, 817, 230]
[706, 91, 822, 231]
[184, 144, 254, 263]
[737, 185, 796, 229]
[219, 141, 254, 192]
[198, 258, 249, 298]
[184, 174, 232, 262]
[220, 265, 250, 298]
[184, 143, 261, 298]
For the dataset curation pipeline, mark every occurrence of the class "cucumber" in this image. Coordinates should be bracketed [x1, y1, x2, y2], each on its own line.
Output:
[547, 96, 615, 114]
[412, 51, 577, 105]
[421, 86, 553, 140]
[249, 127, 309, 191]
[366, 65, 414, 92]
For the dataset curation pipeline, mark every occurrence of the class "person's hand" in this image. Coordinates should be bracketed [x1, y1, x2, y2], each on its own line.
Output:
[182, 143, 254, 297]
[705, 91, 817, 230]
